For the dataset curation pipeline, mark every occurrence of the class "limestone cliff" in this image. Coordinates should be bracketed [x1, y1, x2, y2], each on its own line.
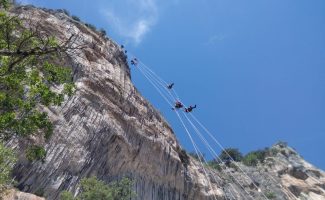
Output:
[6, 5, 325, 200]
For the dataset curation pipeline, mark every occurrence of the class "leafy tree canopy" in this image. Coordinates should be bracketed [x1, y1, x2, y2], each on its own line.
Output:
[0, 6, 75, 141]
[61, 177, 136, 200]
[0, 142, 16, 193]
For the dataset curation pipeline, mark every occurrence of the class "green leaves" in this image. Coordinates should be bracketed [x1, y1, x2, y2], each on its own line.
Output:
[0, 0, 10, 9]
[219, 148, 243, 162]
[0, 10, 75, 141]
[0, 142, 16, 193]
[26, 145, 46, 162]
[42, 62, 72, 84]
[61, 177, 136, 200]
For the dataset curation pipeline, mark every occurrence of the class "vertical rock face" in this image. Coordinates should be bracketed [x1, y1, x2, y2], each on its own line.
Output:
[7, 6, 325, 200]
[9, 6, 222, 200]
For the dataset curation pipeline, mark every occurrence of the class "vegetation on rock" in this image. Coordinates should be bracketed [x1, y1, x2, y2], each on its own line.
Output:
[61, 177, 136, 200]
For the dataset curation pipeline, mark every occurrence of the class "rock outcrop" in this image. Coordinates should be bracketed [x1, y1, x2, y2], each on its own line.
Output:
[3, 189, 44, 200]
[6, 5, 325, 200]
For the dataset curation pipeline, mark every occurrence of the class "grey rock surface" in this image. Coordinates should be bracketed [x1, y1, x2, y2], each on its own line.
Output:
[6, 6, 325, 200]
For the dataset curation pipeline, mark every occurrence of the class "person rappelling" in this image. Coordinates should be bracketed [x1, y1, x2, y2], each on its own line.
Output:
[172, 101, 183, 110]
[185, 105, 196, 113]
[167, 83, 174, 89]
[131, 58, 138, 66]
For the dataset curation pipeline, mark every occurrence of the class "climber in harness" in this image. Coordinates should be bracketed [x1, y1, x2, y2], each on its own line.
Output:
[172, 101, 183, 110]
[131, 58, 138, 66]
[167, 83, 174, 89]
[185, 105, 196, 113]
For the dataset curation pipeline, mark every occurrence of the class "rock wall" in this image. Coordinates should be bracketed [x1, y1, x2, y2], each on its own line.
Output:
[6, 5, 325, 200]
[8, 6, 222, 200]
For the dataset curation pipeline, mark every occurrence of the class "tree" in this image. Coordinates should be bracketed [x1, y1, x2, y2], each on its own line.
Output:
[242, 149, 267, 166]
[0, 142, 16, 193]
[219, 148, 243, 162]
[26, 145, 46, 161]
[61, 177, 136, 200]
[0, 0, 10, 9]
[0, 6, 80, 142]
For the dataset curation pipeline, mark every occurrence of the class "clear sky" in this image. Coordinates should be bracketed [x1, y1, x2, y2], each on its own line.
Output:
[21, 0, 325, 170]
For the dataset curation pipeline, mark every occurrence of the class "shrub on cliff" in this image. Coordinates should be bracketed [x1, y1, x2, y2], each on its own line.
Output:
[71, 15, 80, 21]
[219, 148, 243, 162]
[242, 148, 278, 166]
[0, 142, 16, 193]
[61, 177, 136, 200]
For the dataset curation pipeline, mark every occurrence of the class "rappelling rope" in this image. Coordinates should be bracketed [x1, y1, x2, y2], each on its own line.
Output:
[138, 64, 254, 200]
[138, 62, 267, 199]
[137, 64, 219, 200]
[189, 113, 270, 200]
[127, 51, 270, 200]
[182, 113, 254, 200]
[138, 63, 250, 199]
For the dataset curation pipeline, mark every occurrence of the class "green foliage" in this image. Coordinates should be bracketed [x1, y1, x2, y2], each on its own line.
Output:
[0, 10, 75, 142]
[243, 149, 267, 166]
[219, 148, 243, 162]
[85, 23, 96, 31]
[57, 9, 70, 16]
[242, 148, 279, 166]
[206, 160, 222, 171]
[242, 152, 260, 166]
[71, 15, 80, 22]
[99, 28, 107, 36]
[60, 191, 75, 200]
[26, 145, 46, 161]
[109, 177, 135, 200]
[61, 177, 136, 200]
[188, 151, 204, 161]
[0, 0, 10, 9]
[79, 177, 113, 200]
[266, 191, 276, 199]
[0, 142, 16, 193]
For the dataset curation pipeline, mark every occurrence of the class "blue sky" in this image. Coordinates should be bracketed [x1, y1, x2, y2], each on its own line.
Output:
[21, 0, 325, 169]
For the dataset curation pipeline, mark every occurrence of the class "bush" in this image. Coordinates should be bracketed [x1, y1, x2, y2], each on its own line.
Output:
[219, 148, 243, 162]
[206, 161, 222, 171]
[85, 23, 96, 31]
[56, 9, 70, 16]
[243, 149, 267, 166]
[62, 9, 70, 16]
[71, 15, 80, 22]
[26, 145, 46, 162]
[242, 152, 259, 166]
[99, 28, 107, 36]
[0, 142, 16, 193]
[0, 0, 10, 9]
[266, 191, 276, 199]
[61, 177, 136, 200]
[60, 191, 74, 200]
